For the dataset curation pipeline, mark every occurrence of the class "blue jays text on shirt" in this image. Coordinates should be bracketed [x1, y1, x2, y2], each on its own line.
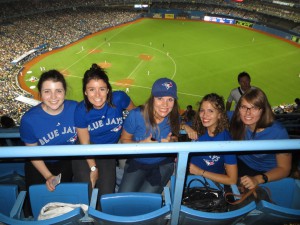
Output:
[39, 126, 77, 145]
[88, 117, 123, 132]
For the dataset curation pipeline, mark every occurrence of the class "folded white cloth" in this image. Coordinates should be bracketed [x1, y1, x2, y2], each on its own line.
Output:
[38, 202, 88, 220]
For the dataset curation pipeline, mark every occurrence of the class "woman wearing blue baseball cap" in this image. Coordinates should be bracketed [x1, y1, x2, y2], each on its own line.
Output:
[118, 77, 180, 193]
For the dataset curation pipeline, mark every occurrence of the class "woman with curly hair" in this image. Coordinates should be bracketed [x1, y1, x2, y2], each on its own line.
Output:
[188, 93, 238, 185]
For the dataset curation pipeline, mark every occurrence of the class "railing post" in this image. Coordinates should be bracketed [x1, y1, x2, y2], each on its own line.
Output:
[170, 151, 189, 225]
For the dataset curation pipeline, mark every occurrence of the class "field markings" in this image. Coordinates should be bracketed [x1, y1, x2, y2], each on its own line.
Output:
[127, 60, 144, 79]
[75, 49, 84, 54]
[64, 74, 81, 78]
[63, 24, 133, 72]
[111, 41, 177, 80]
[63, 25, 181, 93]
[110, 81, 203, 98]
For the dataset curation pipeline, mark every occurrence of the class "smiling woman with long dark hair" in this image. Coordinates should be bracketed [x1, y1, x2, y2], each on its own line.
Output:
[72, 63, 135, 203]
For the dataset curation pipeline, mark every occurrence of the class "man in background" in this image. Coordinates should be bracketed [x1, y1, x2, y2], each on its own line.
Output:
[226, 72, 255, 111]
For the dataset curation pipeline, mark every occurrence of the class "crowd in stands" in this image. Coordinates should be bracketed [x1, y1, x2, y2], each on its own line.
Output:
[0, 0, 299, 125]
[151, 0, 300, 32]
[0, 4, 140, 124]
[0, 1, 299, 219]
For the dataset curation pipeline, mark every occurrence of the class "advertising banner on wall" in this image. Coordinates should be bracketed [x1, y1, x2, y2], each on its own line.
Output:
[236, 20, 253, 28]
[153, 13, 162, 19]
[165, 14, 175, 19]
[204, 16, 235, 24]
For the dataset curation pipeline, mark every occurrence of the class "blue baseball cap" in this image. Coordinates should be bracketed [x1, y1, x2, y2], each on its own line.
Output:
[151, 78, 178, 99]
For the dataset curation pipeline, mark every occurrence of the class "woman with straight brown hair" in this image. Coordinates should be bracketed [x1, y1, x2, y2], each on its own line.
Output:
[230, 88, 291, 190]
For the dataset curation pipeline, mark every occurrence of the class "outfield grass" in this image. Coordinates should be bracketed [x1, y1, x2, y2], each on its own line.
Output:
[22, 18, 300, 110]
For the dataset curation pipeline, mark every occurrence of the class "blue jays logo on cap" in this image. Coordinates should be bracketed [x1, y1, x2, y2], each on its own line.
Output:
[151, 78, 178, 99]
[162, 82, 173, 90]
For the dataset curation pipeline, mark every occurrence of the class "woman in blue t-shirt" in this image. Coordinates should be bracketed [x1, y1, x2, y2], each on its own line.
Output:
[20, 70, 77, 192]
[73, 64, 135, 199]
[230, 88, 291, 190]
[188, 93, 238, 185]
[118, 78, 180, 193]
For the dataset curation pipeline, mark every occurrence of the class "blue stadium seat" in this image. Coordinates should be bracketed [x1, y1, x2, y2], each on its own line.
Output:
[29, 183, 89, 220]
[243, 178, 300, 225]
[0, 184, 19, 216]
[0, 161, 25, 177]
[0, 187, 86, 225]
[0, 208, 85, 225]
[170, 175, 256, 225]
[101, 192, 162, 216]
[88, 187, 171, 225]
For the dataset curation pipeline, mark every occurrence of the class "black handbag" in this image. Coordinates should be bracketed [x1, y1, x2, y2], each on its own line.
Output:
[182, 178, 228, 212]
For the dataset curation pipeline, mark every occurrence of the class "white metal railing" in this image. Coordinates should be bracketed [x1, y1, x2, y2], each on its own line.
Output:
[0, 137, 299, 224]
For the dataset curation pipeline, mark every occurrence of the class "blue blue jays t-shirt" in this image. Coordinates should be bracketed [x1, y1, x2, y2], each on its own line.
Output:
[190, 130, 236, 174]
[238, 122, 289, 172]
[74, 91, 130, 144]
[20, 100, 78, 146]
[123, 107, 172, 164]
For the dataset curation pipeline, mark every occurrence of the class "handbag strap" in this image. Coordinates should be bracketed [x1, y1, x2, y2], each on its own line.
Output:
[212, 180, 224, 192]
[225, 186, 257, 205]
[187, 178, 208, 190]
[187, 177, 223, 192]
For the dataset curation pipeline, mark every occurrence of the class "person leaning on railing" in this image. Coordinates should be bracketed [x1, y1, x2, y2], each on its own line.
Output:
[72, 63, 135, 205]
[230, 88, 292, 190]
[19, 70, 78, 216]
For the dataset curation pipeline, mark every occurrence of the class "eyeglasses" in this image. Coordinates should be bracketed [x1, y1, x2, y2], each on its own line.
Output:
[239, 105, 261, 114]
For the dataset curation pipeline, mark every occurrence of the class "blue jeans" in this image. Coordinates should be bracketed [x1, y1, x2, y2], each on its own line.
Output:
[118, 161, 174, 193]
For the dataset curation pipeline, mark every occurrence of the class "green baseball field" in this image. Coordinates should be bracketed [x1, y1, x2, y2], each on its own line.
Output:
[21, 18, 300, 110]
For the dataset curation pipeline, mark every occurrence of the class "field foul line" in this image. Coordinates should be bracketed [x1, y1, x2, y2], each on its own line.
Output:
[127, 60, 144, 79]
[75, 49, 84, 54]
[63, 25, 132, 72]
[112, 41, 177, 80]
[63, 25, 178, 82]
[64, 74, 81, 78]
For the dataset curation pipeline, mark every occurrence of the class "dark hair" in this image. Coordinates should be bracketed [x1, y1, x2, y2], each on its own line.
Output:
[230, 88, 275, 140]
[0, 115, 16, 128]
[37, 70, 67, 94]
[82, 63, 113, 111]
[193, 93, 229, 136]
[237, 71, 251, 83]
[141, 95, 180, 137]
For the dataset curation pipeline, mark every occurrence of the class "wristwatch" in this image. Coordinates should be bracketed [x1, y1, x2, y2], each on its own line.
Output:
[90, 166, 97, 172]
[261, 173, 268, 183]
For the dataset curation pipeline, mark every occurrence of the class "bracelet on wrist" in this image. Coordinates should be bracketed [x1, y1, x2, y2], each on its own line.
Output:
[45, 175, 53, 180]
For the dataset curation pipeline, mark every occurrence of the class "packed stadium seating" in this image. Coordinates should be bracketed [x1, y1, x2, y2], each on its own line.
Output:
[0, 1, 299, 224]
[0, 0, 299, 124]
